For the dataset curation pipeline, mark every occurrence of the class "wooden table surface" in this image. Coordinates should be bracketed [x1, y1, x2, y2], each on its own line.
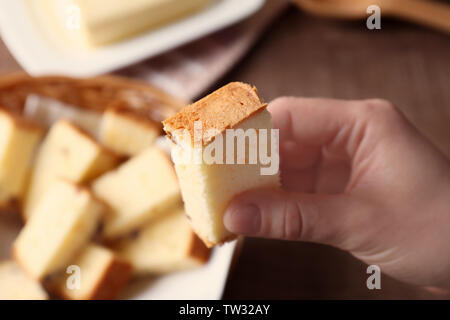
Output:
[1, 6, 449, 299]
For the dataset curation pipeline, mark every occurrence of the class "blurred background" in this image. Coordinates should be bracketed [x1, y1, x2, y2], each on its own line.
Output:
[0, 0, 449, 299]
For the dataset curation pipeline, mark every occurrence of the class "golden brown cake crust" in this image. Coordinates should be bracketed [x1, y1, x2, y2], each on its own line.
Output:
[44, 256, 132, 300]
[163, 82, 267, 146]
[201, 234, 238, 248]
[83, 257, 132, 300]
[187, 233, 211, 262]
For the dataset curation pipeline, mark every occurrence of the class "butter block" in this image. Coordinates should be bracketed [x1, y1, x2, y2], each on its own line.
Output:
[114, 206, 210, 275]
[0, 261, 49, 300]
[93, 147, 180, 239]
[0, 109, 42, 207]
[46, 244, 132, 300]
[23, 120, 120, 220]
[163, 82, 280, 247]
[14, 180, 104, 280]
[99, 108, 160, 156]
[78, 0, 212, 45]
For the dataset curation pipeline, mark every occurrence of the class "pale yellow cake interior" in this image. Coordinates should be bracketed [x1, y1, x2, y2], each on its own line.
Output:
[93, 147, 180, 239]
[0, 111, 42, 205]
[0, 261, 48, 300]
[99, 109, 159, 156]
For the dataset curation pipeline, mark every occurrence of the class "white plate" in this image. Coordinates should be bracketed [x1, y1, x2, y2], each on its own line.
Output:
[0, 209, 238, 300]
[0, 0, 264, 77]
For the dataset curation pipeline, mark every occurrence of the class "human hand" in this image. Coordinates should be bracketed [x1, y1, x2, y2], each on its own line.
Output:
[224, 97, 450, 291]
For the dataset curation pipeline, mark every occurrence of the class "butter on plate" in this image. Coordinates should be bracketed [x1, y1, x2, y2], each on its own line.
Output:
[43, 0, 212, 46]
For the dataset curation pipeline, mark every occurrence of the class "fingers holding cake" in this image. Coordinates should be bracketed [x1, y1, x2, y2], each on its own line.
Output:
[223, 189, 364, 247]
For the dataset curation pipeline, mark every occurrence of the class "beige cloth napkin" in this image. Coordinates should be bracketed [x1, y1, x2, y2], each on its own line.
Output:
[117, 0, 289, 102]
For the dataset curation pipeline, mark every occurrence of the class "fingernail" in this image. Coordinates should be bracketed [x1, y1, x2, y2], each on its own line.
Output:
[224, 205, 261, 235]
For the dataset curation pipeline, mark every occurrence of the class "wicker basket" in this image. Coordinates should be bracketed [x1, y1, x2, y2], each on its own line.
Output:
[0, 72, 186, 124]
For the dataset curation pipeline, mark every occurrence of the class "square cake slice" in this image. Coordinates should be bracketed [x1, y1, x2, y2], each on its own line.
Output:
[114, 205, 210, 275]
[0, 109, 42, 207]
[45, 244, 132, 300]
[99, 107, 160, 156]
[163, 82, 280, 247]
[23, 120, 121, 220]
[92, 147, 180, 239]
[14, 180, 105, 280]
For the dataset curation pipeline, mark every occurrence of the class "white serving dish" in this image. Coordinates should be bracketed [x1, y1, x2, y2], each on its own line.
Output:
[0, 0, 264, 77]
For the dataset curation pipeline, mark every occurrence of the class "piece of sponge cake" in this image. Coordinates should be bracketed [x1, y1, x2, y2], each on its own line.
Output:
[23, 120, 120, 220]
[0, 109, 42, 208]
[0, 261, 49, 300]
[92, 147, 180, 239]
[99, 107, 160, 156]
[163, 82, 280, 247]
[46, 244, 132, 300]
[14, 180, 105, 280]
[114, 206, 210, 275]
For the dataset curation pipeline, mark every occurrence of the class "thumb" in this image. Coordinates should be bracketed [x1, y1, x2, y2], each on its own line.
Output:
[224, 189, 364, 246]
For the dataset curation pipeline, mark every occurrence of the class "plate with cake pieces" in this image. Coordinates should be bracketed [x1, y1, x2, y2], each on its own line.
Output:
[0, 0, 265, 76]
[0, 73, 249, 300]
